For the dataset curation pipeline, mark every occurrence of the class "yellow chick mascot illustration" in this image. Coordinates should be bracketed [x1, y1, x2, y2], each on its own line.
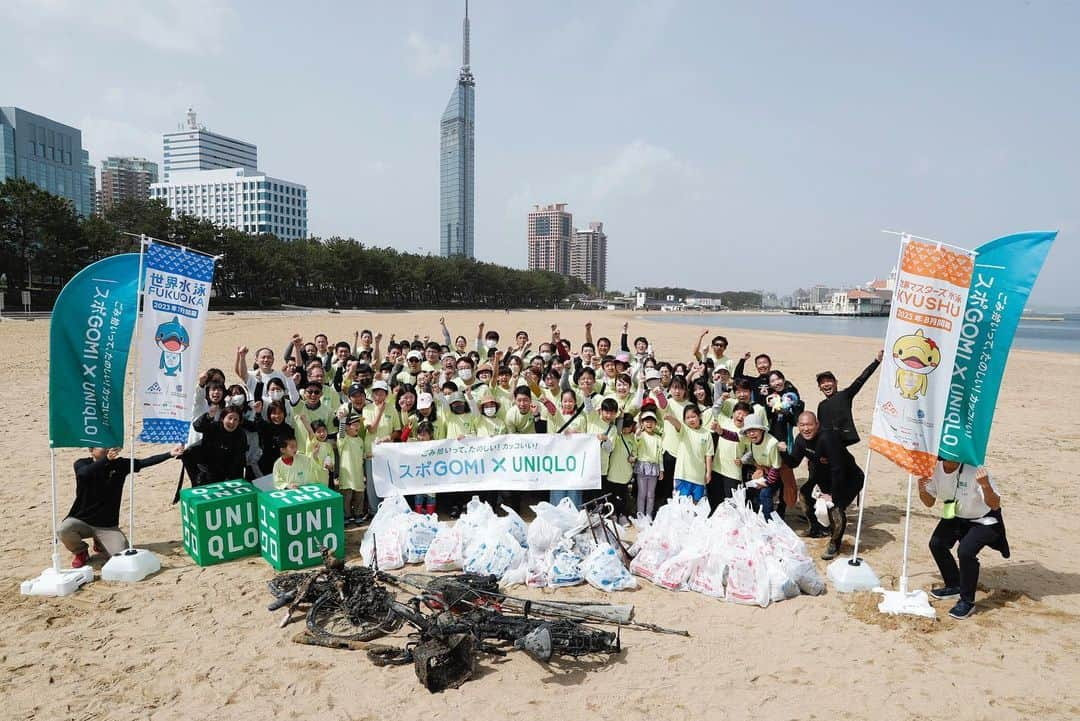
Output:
[891, 329, 941, 400]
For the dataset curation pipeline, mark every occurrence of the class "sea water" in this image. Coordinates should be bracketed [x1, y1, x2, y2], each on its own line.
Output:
[643, 312, 1080, 354]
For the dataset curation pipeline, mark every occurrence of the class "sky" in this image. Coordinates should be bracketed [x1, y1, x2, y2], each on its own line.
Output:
[1, 1, 1077, 308]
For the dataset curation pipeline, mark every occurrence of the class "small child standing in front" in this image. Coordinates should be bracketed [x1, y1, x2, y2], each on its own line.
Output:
[634, 408, 664, 518]
[302, 419, 335, 487]
[410, 421, 438, 515]
[272, 437, 322, 490]
[605, 414, 638, 524]
[336, 409, 367, 524]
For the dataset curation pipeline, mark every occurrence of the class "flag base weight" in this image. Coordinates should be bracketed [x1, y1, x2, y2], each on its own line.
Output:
[101, 548, 160, 583]
[875, 584, 936, 619]
[827, 556, 880, 592]
[20, 565, 94, 597]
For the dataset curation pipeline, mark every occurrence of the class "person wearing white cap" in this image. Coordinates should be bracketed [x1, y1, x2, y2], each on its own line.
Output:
[362, 379, 398, 514]
[414, 391, 445, 439]
[397, 349, 424, 386]
[736, 416, 783, 519]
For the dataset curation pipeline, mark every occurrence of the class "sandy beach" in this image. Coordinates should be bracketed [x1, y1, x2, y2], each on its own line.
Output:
[3, 309, 1079, 721]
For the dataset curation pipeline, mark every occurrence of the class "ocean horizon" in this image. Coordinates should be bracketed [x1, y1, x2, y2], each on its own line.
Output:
[641, 311, 1080, 354]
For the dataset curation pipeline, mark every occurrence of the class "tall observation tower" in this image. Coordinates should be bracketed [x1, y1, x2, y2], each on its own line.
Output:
[439, 1, 475, 258]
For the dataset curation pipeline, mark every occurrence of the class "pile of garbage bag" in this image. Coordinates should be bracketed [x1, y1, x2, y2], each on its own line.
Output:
[361, 495, 635, 593]
[627, 488, 825, 606]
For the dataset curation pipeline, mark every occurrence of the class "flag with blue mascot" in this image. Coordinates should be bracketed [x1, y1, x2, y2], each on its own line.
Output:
[138, 241, 217, 444]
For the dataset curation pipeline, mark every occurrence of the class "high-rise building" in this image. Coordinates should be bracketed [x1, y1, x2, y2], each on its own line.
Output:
[570, 222, 607, 292]
[527, 203, 572, 274]
[439, 2, 475, 258]
[150, 167, 307, 240]
[0, 106, 95, 216]
[162, 108, 257, 181]
[99, 156, 158, 210]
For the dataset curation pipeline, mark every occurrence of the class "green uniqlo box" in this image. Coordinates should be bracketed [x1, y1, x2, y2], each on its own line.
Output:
[179, 480, 261, 566]
[257, 484, 345, 571]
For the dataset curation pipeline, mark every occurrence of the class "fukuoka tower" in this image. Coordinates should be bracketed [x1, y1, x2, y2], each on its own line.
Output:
[439, 1, 475, 258]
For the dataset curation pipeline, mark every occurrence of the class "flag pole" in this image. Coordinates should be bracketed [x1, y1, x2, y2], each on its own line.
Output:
[125, 234, 148, 549]
[49, 447, 60, 573]
[898, 472, 915, 595]
[848, 448, 873, 562]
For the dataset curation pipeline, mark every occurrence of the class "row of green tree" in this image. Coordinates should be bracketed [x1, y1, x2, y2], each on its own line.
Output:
[0, 178, 590, 309]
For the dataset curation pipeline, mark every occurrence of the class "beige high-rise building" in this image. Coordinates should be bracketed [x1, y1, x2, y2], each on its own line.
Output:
[570, 222, 607, 292]
[100, 156, 158, 210]
[527, 203, 572, 274]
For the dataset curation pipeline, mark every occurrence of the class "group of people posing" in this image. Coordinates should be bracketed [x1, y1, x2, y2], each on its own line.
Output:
[60, 316, 1007, 618]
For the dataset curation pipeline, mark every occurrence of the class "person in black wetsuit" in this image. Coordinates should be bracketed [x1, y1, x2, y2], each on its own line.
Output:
[60, 445, 184, 567]
[815, 349, 883, 447]
[782, 411, 864, 560]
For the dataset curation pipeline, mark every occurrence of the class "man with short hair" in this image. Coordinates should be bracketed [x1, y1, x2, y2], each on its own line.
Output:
[783, 411, 864, 559]
[734, 352, 776, 405]
[816, 349, 883, 447]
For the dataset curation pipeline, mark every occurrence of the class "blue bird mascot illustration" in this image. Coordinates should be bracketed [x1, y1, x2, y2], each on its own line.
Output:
[155, 316, 191, 377]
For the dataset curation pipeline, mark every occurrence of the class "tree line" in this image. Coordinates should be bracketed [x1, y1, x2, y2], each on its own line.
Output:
[0, 178, 589, 310]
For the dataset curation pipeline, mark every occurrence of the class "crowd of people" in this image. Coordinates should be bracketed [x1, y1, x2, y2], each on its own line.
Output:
[172, 319, 883, 557]
[58, 315, 1007, 618]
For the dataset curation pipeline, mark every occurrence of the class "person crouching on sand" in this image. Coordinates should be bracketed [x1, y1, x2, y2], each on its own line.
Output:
[918, 458, 1010, 620]
[62, 445, 184, 568]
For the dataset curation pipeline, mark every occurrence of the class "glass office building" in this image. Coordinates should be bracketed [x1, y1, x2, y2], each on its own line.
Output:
[439, 5, 475, 258]
[0, 107, 95, 216]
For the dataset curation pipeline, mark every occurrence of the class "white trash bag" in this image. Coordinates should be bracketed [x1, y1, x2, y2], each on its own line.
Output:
[582, 543, 637, 592]
[424, 524, 465, 572]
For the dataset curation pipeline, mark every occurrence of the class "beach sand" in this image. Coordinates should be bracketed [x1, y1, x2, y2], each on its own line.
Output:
[2, 309, 1079, 721]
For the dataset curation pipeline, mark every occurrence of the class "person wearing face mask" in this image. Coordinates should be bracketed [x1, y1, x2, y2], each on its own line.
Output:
[454, 356, 478, 392]
[221, 383, 262, 477]
[236, 345, 299, 405]
[476, 322, 501, 362]
[191, 405, 250, 485]
[261, 377, 290, 415]
[473, 390, 507, 437]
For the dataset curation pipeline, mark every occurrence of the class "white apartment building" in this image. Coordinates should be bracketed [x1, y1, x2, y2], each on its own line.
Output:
[150, 167, 308, 240]
[163, 108, 257, 181]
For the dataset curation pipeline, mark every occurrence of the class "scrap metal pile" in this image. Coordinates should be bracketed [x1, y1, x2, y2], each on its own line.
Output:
[265, 549, 681, 692]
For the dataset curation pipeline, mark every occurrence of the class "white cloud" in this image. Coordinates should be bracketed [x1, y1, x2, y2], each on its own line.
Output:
[586, 139, 701, 201]
[0, 0, 232, 54]
[80, 84, 208, 165]
[405, 31, 453, 77]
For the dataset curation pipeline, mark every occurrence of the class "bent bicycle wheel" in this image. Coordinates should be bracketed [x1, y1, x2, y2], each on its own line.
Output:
[306, 594, 394, 642]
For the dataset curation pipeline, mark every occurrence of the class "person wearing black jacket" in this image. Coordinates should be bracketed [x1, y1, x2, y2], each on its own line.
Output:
[60, 445, 183, 567]
[815, 350, 883, 447]
[254, 400, 296, 475]
[734, 352, 779, 406]
[189, 405, 250, 485]
[782, 411, 864, 559]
